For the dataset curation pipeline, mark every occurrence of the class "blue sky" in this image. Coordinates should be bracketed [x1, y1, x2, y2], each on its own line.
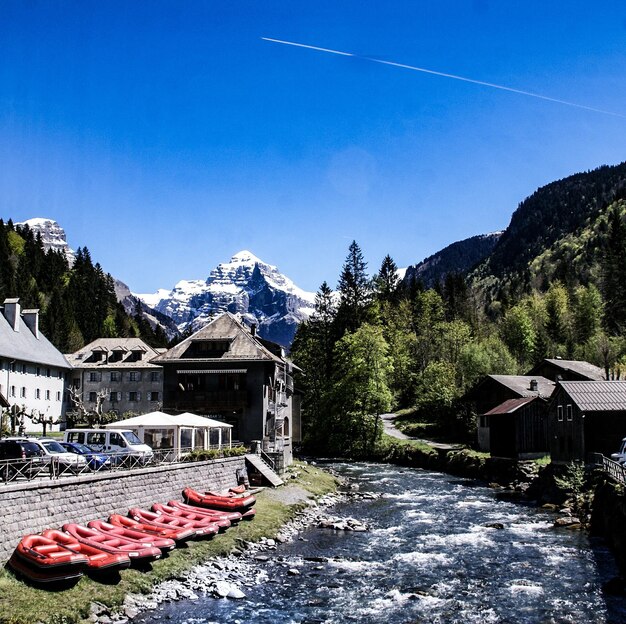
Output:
[1, 1, 626, 294]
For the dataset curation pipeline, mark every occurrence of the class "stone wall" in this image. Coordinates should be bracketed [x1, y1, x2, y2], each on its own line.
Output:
[0, 456, 245, 563]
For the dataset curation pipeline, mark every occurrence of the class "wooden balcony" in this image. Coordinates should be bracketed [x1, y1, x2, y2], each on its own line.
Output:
[172, 390, 248, 411]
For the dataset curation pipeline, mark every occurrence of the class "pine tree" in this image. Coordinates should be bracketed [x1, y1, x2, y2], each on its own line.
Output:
[336, 240, 371, 334]
[602, 205, 626, 334]
[374, 255, 400, 304]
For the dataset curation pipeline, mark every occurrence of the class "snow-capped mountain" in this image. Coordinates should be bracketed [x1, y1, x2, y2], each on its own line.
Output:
[136, 250, 316, 347]
[16, 217, 76, 264]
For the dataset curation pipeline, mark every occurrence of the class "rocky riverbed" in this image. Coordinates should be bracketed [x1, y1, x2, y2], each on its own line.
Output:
[90, 487, 378, 624]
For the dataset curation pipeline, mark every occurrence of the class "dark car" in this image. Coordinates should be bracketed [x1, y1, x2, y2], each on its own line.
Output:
[0, 439, 49, 480]
[60, 441, 112, 471]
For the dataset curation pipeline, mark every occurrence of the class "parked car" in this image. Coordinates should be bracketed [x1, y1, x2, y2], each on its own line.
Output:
[29, 438, 88, 473]
[0, 439, 49, 480]
[59, 441, 112, 471]
[611, 438, 626, 464]
[63, 429, 153, 463]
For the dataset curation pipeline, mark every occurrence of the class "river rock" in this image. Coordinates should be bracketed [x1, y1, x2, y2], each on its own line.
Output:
[484, 522, 505, 530]
[288, 568, 301, 575]
[227, 587, 246, 599]
[554, 516, 581, 527]
[214, 581, 232, 598]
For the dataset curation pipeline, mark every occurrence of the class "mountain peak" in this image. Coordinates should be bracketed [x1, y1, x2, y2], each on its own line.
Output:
[230, 250, 262, 264]
[135, 250, 315, 347]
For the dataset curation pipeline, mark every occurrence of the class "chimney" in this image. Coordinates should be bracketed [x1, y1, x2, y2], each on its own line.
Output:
[529, 379, 538, 392]
[250, 323, 257, 337]
[22, 309, 39, 339]
[3, 298, 20, 332]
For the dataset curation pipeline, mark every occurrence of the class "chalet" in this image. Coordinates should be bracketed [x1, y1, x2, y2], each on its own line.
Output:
[549, 381, 626, 463]
[65, 338, 165, 419]
[462, 375, 555, 451]
[485, 396, 549, 459]
[0, 298, 71, 432]
[152, 312, 300, 469]
[527, 358, 606, 382]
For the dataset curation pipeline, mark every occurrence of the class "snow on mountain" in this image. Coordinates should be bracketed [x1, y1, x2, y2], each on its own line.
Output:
[16, 217, 75, 264]
[135, 250, 316, 347]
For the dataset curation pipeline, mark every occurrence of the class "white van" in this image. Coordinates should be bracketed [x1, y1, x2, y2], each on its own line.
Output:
[611, 438, 626, 464]
[63, 429, 153, 461]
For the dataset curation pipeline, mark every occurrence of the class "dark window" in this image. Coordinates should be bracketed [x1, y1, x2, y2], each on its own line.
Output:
[557, 405, 564, 422]
[150, 371, 160, 382]
[89, 372, 101, 382]
[149, 391, 159, 402]
[110, 371, 120, 382]
[129, 371, 141, 382]
[110, 391, 118, 402]
[129, 391, 138, 402]
[89, 391, 97, 402]
[566, 405, 573, 421]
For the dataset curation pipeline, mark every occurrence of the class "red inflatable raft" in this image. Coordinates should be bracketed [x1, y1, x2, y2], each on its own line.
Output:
[128, 508, 218, 538]
[108, 513, 195, 544]
[8, 534, 88, 584]
[63, 523, 161, 563]
[41, 529, 131, 573]
[183, 487, 256, 512]
[153, 502, 231, 531]
[168, 499, 255, 522]
[87, 519, 176, 553]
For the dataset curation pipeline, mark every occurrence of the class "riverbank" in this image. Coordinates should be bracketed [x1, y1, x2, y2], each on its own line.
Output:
[0, 462, 338, 624]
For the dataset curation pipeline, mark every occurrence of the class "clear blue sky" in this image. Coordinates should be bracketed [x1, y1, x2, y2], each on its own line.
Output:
[1, 1, 626, 294]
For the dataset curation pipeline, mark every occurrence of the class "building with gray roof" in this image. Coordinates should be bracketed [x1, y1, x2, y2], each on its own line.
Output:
[550, 380, 626, 462]
[65, 337, 164, 420]
[527, 358, 606, 382]
[0, 298, 71, 432]
[152, 312, 300, 468]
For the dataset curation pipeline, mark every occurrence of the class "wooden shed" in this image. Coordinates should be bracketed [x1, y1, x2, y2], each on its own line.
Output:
[550, 381, 626, 463]
[485, 397, 549, 459]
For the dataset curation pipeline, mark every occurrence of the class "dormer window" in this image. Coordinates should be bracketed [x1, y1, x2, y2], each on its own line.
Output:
[192, 339, 232, 357]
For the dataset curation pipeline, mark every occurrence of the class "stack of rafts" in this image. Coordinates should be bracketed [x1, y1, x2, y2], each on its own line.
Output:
[7, 485, 256, 587]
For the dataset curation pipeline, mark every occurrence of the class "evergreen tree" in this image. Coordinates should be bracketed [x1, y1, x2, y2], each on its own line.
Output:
[336, 241, 371, 334]
[602, 205, 626, 334]
[374, 255, 400, 304]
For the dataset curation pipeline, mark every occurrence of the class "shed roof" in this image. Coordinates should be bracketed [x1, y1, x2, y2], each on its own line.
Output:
[484, 396, 540, 416]
[484, 375, 555, 398]
[529, 358, 606, 381]
[558, 381, 626, 412]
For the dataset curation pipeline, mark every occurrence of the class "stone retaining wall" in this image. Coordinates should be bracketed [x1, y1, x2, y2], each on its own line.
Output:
[0, 456, 245, 563]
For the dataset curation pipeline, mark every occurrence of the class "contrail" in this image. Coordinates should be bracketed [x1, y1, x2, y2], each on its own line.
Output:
[262, 37, 625, 119]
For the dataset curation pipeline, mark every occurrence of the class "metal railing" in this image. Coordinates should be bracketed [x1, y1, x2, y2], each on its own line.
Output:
[0, 445, 247, 484]
[591, 453, 626, 484]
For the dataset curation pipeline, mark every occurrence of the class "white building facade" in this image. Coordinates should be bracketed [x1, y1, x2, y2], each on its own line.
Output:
[0, 298, 71, 432]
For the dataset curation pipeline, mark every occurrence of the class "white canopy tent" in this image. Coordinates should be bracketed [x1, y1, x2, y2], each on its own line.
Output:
[105, 411, 233, 454]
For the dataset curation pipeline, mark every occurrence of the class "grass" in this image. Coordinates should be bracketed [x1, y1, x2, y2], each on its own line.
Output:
[0, 461, 338, 624]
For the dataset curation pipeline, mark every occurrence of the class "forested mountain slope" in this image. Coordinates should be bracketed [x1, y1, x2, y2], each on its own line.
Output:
[403, 232, 501, 289]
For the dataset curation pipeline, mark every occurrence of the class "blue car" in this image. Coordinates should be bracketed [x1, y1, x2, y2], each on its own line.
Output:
[60, 441, 112, 471]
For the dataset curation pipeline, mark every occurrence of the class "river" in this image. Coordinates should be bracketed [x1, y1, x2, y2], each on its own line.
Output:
[135, 462, 626, 623]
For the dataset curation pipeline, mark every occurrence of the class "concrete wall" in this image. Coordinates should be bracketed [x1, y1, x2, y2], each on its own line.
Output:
[0, 456, 245, 563]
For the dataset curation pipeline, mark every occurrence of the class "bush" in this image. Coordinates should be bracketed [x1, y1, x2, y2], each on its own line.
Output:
[182, 446, 247, 462]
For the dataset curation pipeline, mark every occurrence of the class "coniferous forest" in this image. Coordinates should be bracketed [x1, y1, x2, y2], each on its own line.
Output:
[0, 219, 168, 352]
[292, 162, 626, 457]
